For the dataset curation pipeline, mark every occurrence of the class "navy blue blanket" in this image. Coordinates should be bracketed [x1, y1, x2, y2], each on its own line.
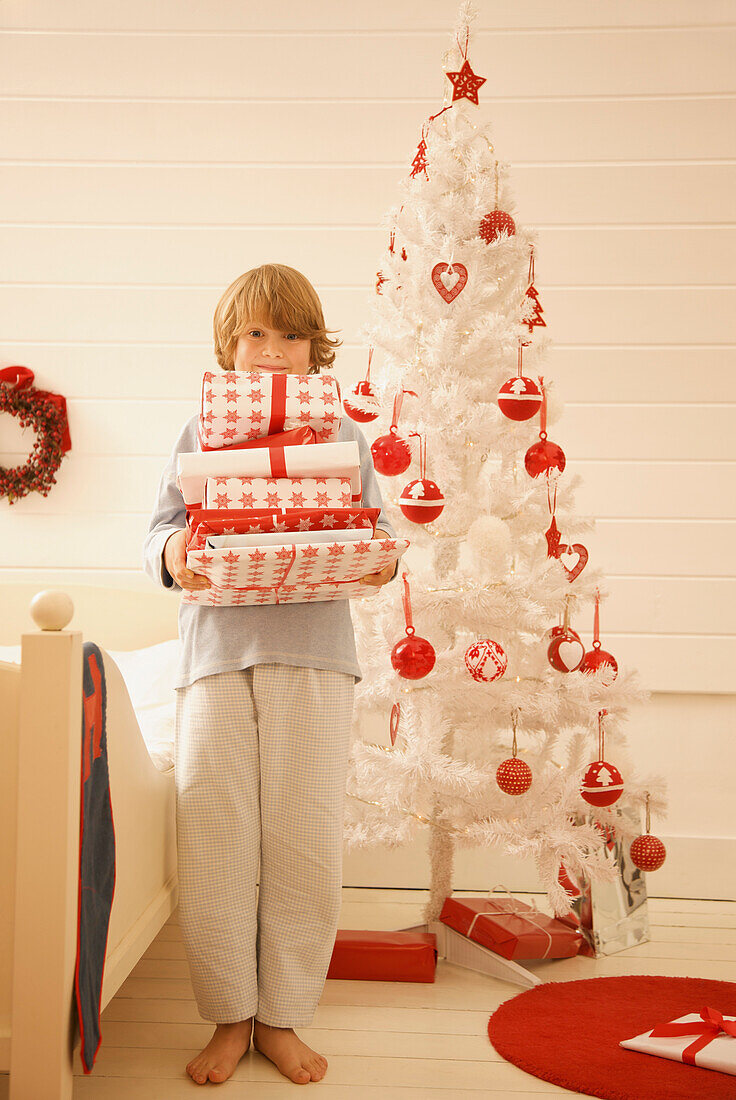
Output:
[73, 642, 116, 1073]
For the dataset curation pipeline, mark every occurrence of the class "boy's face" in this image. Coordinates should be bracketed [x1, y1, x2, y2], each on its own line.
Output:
[233, 323, 312, 375]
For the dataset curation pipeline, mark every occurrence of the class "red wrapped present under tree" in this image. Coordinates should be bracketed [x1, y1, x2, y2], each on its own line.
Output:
[439, 894, 583, 961]
[326, 930, 437, 983]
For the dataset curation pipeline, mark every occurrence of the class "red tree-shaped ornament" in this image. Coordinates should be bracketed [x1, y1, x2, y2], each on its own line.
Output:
[391, 571, 436, 680]
[522, 248, 546, 333]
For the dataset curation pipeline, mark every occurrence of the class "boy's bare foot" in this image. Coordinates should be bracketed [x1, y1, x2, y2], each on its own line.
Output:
[186, 1018, 253, 1085]
[252, 1019, 328, 1084]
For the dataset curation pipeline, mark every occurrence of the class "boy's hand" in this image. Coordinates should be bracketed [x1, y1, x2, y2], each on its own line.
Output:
[359, 528, 399, 587]
[164, 529, 211, 590]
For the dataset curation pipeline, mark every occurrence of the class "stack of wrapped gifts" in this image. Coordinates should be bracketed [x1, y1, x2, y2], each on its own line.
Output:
[175, 369, 410, 606]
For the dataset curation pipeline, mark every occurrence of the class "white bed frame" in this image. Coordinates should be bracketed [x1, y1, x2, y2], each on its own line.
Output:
[0, 589, 179, 1100]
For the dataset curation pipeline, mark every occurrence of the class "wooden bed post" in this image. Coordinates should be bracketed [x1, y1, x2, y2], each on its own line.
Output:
[10, 592, 82, 1100]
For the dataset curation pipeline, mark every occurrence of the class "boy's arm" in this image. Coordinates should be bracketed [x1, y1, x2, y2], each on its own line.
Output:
[142, 418, 196, 591]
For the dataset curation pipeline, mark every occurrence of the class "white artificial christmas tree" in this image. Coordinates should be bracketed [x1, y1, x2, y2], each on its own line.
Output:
[344, 2, 666, 934]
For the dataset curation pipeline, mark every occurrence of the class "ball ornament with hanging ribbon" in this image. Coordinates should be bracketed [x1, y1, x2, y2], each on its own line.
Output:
[480, 210, 516, 244]
[398, 434, 445, 524]
[343, 347, 381, 423]
[580, 711, 624, 808]
[371, 387, 416, 476]
[547, 597, 585, 672]
[465, 638, 508, 683]
[498, 342, 543, 421]
[496, 712, 532, 795]
[580, 589, 618, 685]
[390, 571, 436, 680]
[630, 793, 667, 871]
[525, 377, 566, 478]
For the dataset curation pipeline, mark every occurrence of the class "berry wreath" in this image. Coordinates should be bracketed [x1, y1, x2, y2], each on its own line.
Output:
[0, 366, 72, 504]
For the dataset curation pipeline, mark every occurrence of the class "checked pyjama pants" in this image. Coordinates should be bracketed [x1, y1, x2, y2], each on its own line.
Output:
[174, 662, 355, 1026]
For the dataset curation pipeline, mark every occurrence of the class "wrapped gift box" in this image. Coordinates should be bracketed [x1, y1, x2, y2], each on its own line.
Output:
[326, 931, 437, 983]
[203, 475, 353, 512]
[185, 507, 380, 552]
[177, 440, 362, 507]
[184, 535, 408, 594]
[621, 1009, 736, 1076]
[198, 369, 341, 449]
[439, 895, 583, 961]
[182, 576, 376, 607]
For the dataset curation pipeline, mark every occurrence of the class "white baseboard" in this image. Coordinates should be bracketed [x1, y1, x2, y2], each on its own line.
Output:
[343, 834, 736, 902]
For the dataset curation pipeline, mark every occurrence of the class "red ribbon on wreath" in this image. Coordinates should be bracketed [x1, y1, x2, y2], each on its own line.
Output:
[0, 366, 72, 452]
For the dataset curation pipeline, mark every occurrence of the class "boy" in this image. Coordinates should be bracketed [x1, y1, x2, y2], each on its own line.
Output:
[143, 264, 398, 1086]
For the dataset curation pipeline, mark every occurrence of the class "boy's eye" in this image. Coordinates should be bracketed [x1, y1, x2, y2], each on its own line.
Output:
[248, 329, 301, 340]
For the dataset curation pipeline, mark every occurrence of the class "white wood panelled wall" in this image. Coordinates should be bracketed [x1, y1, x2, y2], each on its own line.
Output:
[1, 2, 735, 893]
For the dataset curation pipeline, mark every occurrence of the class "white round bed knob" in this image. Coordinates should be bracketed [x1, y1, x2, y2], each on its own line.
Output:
[29, 590, 75, 631]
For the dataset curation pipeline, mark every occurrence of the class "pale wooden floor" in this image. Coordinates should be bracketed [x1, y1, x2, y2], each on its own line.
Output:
[60, 890, 736, 1097]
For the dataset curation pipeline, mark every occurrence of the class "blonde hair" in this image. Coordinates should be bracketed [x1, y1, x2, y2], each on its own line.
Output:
[213, 263, 341, 373]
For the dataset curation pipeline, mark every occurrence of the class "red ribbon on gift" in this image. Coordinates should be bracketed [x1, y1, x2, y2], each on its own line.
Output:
[197, 422, 316, 452]
[0, 365, 72, 452]
[268, 371, 287, 435]
[650, 1007, 736, 1066]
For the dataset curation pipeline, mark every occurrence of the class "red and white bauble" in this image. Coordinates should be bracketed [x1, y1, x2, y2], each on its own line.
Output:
[479, 210, 516, 244]
[391, 634, 436, 680]
[547, 628, 585, 673]
[525, 438, 566, 479]
[498, 376, 543, 421]
[496, 756, 532, 795]
[399, 478, 445, 524]
[630, 834, 667, 872]
[580, 760, 624, 807]
[343, 380, 380, 423]
[465, 639, 508, 683]
[371, 429, 412, 476]
[579, 645, 619, 686]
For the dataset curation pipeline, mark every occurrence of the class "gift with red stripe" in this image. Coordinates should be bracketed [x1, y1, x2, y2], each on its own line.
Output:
[177, 439, 362, 508]
[203, 475, 353, 512]
[198, 369, 341, 449]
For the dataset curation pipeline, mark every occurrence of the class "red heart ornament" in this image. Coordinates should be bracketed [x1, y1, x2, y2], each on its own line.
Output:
[558, 542, 588, 582]
[431, 262, 468, 303]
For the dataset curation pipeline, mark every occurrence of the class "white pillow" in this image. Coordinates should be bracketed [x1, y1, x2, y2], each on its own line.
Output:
[106, 640, 181, 773]
[0, 640, 180, 774]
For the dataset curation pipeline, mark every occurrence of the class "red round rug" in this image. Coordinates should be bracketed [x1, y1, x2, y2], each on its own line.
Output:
[488, 975, 736, 1099]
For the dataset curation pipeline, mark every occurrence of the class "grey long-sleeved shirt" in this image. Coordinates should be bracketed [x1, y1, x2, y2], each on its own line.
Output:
[142, 412, 398, 689]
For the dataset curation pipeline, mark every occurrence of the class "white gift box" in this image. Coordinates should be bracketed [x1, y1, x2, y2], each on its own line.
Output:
[182, 536, 410, 606]
[203, 475, 353, 512]
[620, 1010, 736, 1076]
[207, 529, 367, 548]
[198, 370, 341, 449]
[177, 440, 362, 507]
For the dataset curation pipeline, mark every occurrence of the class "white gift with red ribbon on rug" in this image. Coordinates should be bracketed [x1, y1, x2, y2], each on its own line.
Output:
[620, 1007, 736, 1076]
[177, 440, 362, 508]
[182, 535, 410, 604]
[203, 475, 353, 512]
[198, 369, 341, 449]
